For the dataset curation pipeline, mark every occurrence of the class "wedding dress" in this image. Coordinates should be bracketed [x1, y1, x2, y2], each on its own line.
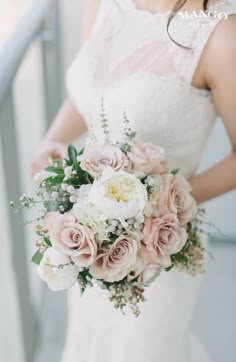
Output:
[61, 1, 235, 361]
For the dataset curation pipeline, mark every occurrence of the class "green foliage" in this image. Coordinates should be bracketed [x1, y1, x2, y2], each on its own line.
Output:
[44, 237, 52, 247]
[102, 233, 117, 247]
[165, 264, 174, 272]
[171, 168, 180, 175]
[120, 143, 132, 154]
[187, 221, 192, 232]
[129, 131, 137, 140]
[44, 166, 64, 175]
[78, 148, 84, 156]
[77, 269, 93, 294]
[64, 165, 93, 187]
[40, 175, 64, 189]
[68, 144, 78, 164]
[31, 249, 43, 265]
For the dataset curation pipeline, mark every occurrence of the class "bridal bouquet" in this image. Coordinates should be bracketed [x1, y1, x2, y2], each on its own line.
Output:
[13, 112, 206, 316]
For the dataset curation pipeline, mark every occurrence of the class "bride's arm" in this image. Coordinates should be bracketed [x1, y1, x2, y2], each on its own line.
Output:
[30, 0, 101, 177]
[189, 15, 236, 204]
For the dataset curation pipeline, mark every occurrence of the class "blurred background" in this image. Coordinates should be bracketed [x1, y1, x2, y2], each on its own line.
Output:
[0, 1, 235, 362]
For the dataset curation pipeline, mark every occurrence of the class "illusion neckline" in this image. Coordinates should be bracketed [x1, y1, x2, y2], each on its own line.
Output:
[124, 0, 222, 18]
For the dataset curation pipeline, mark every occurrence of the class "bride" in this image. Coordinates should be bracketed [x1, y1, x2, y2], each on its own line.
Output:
[31, 0, 236, 361]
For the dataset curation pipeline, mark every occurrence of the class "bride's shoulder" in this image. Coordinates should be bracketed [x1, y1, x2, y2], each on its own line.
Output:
[202, 14, 236, 87]
[207, 13, 236, 50]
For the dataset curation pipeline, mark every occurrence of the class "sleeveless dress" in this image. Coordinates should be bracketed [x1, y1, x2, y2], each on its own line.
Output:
[62, 1, 235, 361]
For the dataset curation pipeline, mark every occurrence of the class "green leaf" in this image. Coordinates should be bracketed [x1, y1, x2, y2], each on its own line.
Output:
[179, 255, 189, 266]
[129, 131, 137, 140]
[171, 168, 180, 175]
[187, 222, 192, 232]
[36, 230, 43, 237]
[68, 144, 78, 164]
[44, 237, 52, 246]
[165, 264, 174, 272]
[43, 175, 64, 188]
[78, 148, 84, 156]
[44, 166, 64, 175]
[31, 249, 43, 265]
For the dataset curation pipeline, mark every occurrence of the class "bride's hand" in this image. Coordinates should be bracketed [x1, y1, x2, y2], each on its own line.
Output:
[30, 141, 67, 180]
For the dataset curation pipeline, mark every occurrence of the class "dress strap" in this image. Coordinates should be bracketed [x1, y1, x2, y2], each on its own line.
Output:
[89, 0, 114, 39]
[186, 0, 236, 85]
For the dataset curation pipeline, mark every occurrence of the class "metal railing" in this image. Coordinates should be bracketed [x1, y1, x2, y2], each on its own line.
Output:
[0, 0, 63, 360]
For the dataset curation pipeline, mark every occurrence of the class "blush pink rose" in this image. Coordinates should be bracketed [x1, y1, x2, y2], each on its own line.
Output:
[44, 212, 97, 268]
[90, 231, 140, 282]
[138, 264, 161, 285]
[157, 174, 198, 225]
[79, 142, 125, 178]
[127, 252, 162, 286]
[141, 214, 188, 267]
[127, 140, 167, 175]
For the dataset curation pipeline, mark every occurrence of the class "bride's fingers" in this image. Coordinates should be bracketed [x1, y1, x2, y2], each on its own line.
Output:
[30, 157, 48, 178]
[30, 143, 68, 179]
[45, 143, 68, 160]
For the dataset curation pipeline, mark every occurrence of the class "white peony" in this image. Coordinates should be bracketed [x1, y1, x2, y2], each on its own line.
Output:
[38, 247, 79, 291]
[72, 185, 108, 241]
[89, 167, 148, 221]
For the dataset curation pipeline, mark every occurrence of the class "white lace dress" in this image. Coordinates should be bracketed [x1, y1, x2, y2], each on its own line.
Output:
[62, 1, 235, 361]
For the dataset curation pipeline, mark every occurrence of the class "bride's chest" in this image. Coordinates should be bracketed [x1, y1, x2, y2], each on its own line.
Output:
[66, 43, 214, 145]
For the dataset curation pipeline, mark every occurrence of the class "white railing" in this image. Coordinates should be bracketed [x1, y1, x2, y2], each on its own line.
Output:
[0, 1, 63, 361]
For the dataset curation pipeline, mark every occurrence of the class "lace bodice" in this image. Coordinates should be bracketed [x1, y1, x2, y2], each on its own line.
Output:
[66, 0, 235, 179]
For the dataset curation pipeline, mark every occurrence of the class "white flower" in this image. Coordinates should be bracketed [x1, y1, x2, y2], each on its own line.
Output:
[73, 185, 108, 241]
[89, 167, 148, 221]
[51, 191, 59, 199]
[64, 166, 72, 177]
[38, 247, 79, 291]
[67, 185, 75, 194]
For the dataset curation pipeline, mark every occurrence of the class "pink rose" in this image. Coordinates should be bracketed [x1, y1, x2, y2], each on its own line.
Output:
[90, 231, 140, 282]
[138, 264, 161, 285]
[45, 212, 97, 268]
[127, 253, 161, 286]
[79, 142, 125, 178]
[127, 140, 167, 175]
[157, 174, 198, 225]
[142, 214, 188, 267]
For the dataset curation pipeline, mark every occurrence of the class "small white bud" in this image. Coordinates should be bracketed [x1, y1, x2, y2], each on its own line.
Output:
[61, 183, 67, 191]
[147, 175, 155, 187]
[64, 166, 72, 177]
[59, 205, 65, 212]
[111, 220, 119, 227]
[127, 218, 134, 225]
[67, 185, 75, 194]
[108, 226, 116, 233]
[51, 192, 59, 199]
[40, 209, 46, 217]
[69, 195, 77, 203]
